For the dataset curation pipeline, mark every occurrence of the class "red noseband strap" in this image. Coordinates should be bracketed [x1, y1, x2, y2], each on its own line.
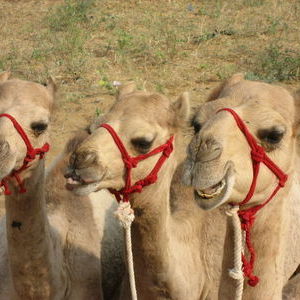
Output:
[218, 108, 288, 286]
[100, 123, 174, 203]
[0, 114, 50, 195]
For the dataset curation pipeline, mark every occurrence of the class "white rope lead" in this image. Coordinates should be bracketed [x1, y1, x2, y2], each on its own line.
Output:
[115, 201, 137, 300]
[226, 205, 245, 300]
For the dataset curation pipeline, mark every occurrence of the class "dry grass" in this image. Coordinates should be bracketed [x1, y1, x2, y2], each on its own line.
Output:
[0, 0, 299, 158]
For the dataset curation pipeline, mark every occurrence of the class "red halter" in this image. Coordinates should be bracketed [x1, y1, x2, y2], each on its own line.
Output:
[0, 114, 50, 195]
[218, 108, 288, 287]
[100, 123, 174, 203]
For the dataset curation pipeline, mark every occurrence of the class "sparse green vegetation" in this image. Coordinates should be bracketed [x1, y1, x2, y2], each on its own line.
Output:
[250, 44, 300, 82]
[47, 0, 95, 32]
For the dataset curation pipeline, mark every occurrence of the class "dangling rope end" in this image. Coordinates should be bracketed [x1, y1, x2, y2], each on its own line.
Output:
[114, 201, 137, 300]
[248, 276, 259, 287]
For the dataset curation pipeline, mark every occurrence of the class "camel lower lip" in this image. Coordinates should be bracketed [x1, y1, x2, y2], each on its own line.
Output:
[196, 179, 226, 199]
[193, 164, 235, 210]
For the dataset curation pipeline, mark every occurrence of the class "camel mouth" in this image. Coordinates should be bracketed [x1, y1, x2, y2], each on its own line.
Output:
[65, 177, 102, 195]
[194, 164, 235, 210]
[64, 170, 104, 195]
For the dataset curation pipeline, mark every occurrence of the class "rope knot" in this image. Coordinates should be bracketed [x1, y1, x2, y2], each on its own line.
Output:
[239, 210, 255, 229]
[26, 149, 37, 161]
[228, 268, 244, 280]
[124, 157, 138, 169]
[278, 174, 288, 187]
[163, 143, 173, 157]
[114, 201, 135, 229]
[225, 205, 239, 217]
[127, 184, 143, 194]
[143, 174, 157, 185]
[251, 148, 265, 163]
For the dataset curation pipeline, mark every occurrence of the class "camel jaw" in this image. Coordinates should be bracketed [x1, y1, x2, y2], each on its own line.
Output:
[193, 165, 235, 210]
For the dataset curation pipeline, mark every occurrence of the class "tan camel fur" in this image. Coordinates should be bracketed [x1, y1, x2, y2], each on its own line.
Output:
[64, 84, 216, 299]
[183, 73, 300, 299]
[0, 72, 123, 299]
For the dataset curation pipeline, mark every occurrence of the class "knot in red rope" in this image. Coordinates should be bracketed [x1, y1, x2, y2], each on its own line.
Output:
[127, 184, 143, 194]
[251, 147, 265, 163]
[124, 157, 138, 169]
[163, 142, 173, 157]
[278, 173, 288, 187]
[238, 210, 256, 230]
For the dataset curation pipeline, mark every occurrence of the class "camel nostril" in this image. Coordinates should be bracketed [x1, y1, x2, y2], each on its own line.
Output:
[72, 150, 98, 169]
[64, 168, 82, 183]
[196, 137, 222, 162]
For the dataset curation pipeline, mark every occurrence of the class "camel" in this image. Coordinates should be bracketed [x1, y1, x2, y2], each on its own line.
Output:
[0, 72, 123, 299]
[64, 83, 215, 299]
[182, 73, 300, 299]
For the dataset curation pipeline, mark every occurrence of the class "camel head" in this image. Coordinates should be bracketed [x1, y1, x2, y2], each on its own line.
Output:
[183, 73, 298, 210]
[65, 82, 190, 196]
[0, 71, 56, 186]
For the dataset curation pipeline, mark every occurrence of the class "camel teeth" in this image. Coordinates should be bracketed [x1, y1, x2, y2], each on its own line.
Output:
[196, 180, 226, 199]
[67, 178, 81, 185]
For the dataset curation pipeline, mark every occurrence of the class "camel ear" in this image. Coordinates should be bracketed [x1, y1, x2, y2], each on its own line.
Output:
[207, 73, 244, 102]
[173, 92, 190, 122]
[227, 73, 244, 85]
[117, 81, 136, 99]
[89, 115, 104, 133]
[47, 76, 57, 98]
[0, 71, 11, 83]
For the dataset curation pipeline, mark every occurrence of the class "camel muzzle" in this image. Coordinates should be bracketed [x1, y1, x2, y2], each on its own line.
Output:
[195, 137, 222, 163]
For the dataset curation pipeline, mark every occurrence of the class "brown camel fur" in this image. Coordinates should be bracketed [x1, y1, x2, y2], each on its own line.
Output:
[0, 72, 123, 299]
[183, 73, 300, 299]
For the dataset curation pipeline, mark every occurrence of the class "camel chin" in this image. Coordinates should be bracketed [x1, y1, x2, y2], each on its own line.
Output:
[193, 163, 235, 210]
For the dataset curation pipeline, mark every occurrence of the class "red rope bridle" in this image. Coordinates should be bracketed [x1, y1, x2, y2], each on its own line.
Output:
[100, 123, 174, 203]
[0, 114, 50, 195]
[218, 108, 288, 287]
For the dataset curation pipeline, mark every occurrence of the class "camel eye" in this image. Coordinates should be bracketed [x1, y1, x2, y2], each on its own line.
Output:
[31, 122, 48, 136]
[191, 117, 202, 134]
[131, 137, 153, 154]
[257, 127, 285, 145]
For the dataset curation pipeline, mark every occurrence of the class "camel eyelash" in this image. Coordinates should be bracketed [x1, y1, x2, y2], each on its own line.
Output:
[131, 137, 153, 151]
[257, 127, 285, 145]
[30, 122, 48, 134]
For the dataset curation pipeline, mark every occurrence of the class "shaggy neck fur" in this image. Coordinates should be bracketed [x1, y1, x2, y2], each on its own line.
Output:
[5, 160, 65, 298]
[122, 133, 208, 300]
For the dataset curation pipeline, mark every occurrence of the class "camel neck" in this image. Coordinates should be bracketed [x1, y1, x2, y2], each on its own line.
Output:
[5, 160, 58, 298]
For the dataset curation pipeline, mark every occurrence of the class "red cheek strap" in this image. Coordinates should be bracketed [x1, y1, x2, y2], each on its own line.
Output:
[100, 123, 174, 203]
[0, 113, 50, 195]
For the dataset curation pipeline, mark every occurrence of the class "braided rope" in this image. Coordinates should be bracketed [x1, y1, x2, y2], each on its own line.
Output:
[226, 206, 245, 300]
[115, 201, 137, 300]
